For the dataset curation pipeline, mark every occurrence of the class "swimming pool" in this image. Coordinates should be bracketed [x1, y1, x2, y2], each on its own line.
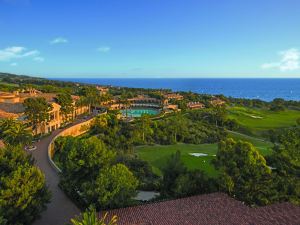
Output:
[121, 108, 160, 117]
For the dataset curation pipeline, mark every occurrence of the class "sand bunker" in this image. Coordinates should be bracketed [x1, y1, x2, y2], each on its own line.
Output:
[189, 153, 208, 157]
[250, 115, 263, 119]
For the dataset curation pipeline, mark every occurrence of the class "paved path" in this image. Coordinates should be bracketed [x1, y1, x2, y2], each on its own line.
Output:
[29, 126, 82, 225]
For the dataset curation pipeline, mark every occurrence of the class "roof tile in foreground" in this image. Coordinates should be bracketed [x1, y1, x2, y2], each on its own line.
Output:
[102, 193, 300, 225]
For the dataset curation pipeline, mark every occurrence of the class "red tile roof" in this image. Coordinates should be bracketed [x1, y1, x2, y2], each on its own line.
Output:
[101, 193, 300, 225]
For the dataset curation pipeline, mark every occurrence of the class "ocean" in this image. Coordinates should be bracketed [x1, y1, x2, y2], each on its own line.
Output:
[56, 78, 300, 102]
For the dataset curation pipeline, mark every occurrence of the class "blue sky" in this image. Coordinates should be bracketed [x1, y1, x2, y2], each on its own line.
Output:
[1, 0, 300, 78]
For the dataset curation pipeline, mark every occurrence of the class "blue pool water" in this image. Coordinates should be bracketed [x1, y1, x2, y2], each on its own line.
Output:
[121, 108, 159, 117]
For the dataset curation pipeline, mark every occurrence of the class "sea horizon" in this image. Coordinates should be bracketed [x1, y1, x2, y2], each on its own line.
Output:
[55, 78, 300, 102]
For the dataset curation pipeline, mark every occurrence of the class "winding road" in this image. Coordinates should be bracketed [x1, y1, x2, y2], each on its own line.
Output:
[30, 125, 82, 225]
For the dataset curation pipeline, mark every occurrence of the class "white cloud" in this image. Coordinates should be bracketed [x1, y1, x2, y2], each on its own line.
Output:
[0, 46, 43, 63]
[33, 56, 45, 62]
[50, 37, 68, 44]
[262, 48, 300, 71]
[23, 50, 39, 57]
[0, 46, 25, 61]
[97, 46, 111, 53]
[10, 62, 17, 66]
[6, 46, 26, 54]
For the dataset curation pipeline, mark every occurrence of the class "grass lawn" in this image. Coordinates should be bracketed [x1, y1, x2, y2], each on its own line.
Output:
[0, 81, 19, 87]
[136, 143, 219, 177]
[227, 132, 273, 156]
[228, 106, 299, 135]
[135, 134, 274, 178]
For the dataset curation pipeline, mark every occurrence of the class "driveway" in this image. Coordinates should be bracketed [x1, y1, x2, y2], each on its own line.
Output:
[30, 126, 83, 225]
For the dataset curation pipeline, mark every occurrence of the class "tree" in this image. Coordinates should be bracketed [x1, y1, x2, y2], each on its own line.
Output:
[173, 169, 216, 198]
[119, 91, 130, 117]
[82, 87, 100, 113]
[75, 96, 88, 114]
[58, 136, 115, 184]
[270, 98, 285, 111]
[82, 164, 138, 209]
[3, 122, 32, 147]
[161, 151, 216, 198]
[297, 117, 300, 126]
[23, 97, 53, 135]
[56, 93, 74, 123]
[57, 136, 138, 209]
[225, 118, 239, 131]
[91, 114, 109, 134]
[117, 155, 160, 191]
[99, 93, 112, 104]
[0, 119, 15, 138]
[267, 128, 300, 205]
[70, 207, 117, 225]
[165, 114, 188, 143]
[214, 138, 274, 206]
[0, 216, 7, 225]
[136, 115, 153, 143]
[0, 146, 51, 225]
[161, 151, 187, 197]
[188, 108, 226, 127]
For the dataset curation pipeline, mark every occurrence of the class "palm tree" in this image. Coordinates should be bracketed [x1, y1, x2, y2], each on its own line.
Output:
[120, 92, 130, 117]
[75, 96, 86, 117]
[82, 87, 101, 114]
[3, 122, 33, 147]
[70, 207, 117, 225]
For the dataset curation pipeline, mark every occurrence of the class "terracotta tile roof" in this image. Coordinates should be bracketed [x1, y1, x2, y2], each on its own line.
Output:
[252, 202, 300, 225]
[164, 93, 184, 100]
[187, 102, 205, 109]
[101, 193, 300, 225]
[71, 95, 81, 101]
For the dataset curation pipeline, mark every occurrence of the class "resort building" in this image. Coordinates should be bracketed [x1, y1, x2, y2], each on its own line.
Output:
[163, 104, 180, 112]
[96, 86, 109, 95]
[164, 93, 184, 101]
[47, 102, 61, 133]
[109, 103, 125, 110]
[163, 93, 184, 105]
[187, 102, 205, 110]
[0, 91, 90, 135]
[0, 90, 57, 103]
[73, 104, 89, 117]
[21, 87, 40, 96]
[0, 92, 25, 119]
[35, 102, 61, 134]
[103, 193, 300, 225]
[210, 97, 226, 106]
[128, 95, 161, 108]
[0, 91, 21, 103]
[71, 95, 89, 118]
[101, 99, 117, 106]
